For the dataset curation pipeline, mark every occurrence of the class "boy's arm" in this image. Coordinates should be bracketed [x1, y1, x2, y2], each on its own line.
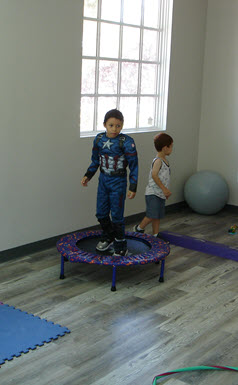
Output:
[127, 191, 136, 199]
[124, 137, 138, 197]
[81, 176, 89, 186]
[83, 136, 100, 182]
[152, 158, 171, 199]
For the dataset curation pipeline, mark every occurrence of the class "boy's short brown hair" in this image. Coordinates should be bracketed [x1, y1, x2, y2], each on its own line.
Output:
[154, 133, 173, 152]
[103, 109, 124, 124]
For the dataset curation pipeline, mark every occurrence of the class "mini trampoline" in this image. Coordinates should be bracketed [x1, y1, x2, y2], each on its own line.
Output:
[56, 230, 170, 291]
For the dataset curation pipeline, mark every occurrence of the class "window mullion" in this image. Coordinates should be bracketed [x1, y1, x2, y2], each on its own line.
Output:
[83, 56, 159, 66]
[117, 0, 124, 110]
[84, 16, 160, 32]
[160, 0, 168, 130]
[93, 0, 102, 132]
[136, 0, 144, 129]
[163, 0, 172, 130]
[155, 0, 164, 128]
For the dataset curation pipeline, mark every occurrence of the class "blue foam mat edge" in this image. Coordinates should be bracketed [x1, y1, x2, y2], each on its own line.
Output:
[0, 304, 70, 364]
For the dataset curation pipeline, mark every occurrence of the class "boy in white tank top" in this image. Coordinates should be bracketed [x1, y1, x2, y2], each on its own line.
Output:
[134, 133, 173, 237]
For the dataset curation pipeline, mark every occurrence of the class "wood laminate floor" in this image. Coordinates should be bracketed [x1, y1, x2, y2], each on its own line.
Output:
[1, 207, 238, 385]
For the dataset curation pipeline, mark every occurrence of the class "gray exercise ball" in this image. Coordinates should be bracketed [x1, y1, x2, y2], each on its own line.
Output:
[184, 170, 229, 215]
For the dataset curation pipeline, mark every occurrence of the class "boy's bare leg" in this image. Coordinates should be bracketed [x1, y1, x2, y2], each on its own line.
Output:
[152, 218, 160, 235]
[139, 216, 152, 230]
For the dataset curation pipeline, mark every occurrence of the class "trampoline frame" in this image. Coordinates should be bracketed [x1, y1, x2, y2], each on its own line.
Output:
[56, 230, 170, 291]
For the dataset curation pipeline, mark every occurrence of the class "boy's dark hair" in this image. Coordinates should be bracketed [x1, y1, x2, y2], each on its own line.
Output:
[103, 109, 124, 124]
[154, 133, 173, 152]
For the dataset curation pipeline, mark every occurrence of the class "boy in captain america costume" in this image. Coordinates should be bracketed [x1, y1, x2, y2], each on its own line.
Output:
[81, 109, 138, 256]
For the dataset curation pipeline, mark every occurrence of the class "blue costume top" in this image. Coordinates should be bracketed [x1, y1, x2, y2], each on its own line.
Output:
[85, 132, 138, 192]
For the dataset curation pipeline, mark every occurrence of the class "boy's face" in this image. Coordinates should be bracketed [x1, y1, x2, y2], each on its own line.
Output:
[104, 117, 123, 138]
[165, 143, 173, 155]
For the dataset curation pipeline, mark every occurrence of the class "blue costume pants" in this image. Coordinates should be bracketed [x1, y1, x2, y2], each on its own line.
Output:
[96, 173, 127, 252]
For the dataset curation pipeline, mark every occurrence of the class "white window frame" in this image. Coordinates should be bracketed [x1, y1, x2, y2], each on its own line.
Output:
[80, 0, 173, 137]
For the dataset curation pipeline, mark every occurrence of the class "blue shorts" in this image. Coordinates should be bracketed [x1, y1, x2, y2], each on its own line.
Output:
[145, 195, 166, 219]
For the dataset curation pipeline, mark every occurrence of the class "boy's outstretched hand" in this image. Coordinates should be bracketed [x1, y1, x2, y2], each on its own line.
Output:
[127, 191, 136, 199]
[81, 176, 89, 187]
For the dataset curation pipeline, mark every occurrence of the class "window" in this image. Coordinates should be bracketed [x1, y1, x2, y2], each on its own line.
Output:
[80, 0, 173, 137]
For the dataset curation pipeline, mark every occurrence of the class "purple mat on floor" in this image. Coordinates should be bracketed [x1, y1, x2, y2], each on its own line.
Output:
[159, 231, 238, 262]
[0, 304, 70, 364]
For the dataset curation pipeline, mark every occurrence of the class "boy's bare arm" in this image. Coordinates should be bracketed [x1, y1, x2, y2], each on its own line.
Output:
[152, 159, 171, 199]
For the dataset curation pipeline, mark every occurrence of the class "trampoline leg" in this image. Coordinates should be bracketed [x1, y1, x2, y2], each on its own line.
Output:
[111, 266, 117, 291]
[60, 255, 65, 279]
[159, 258, 165, 283]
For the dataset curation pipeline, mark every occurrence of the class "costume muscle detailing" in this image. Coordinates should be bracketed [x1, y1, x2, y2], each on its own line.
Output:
[145, 157, 170, 199]
[85, 132, 138, 192]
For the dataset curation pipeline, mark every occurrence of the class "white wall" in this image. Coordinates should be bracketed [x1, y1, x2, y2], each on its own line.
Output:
[198, 0, 238, 205]
[0, 0, 207, 252]
[167, 0, 207, 200]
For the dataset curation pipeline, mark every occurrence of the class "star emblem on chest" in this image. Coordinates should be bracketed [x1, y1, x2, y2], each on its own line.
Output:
[102, 139, 113, 150]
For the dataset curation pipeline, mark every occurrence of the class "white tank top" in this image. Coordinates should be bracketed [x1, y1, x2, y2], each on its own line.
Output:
[145, 157, 170, 199]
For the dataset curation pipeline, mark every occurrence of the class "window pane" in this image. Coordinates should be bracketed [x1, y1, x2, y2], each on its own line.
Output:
[80, 97, 95, 132]
[100, 23, 120, 59]
[98, 60, 118, 94]
[97, 97, 117, 129]
[123, 0, 142, 26]
[143, 29, 158, 61]
[122, 26, 140, 60]
[121, 62, 139, 94]
[101, 0, 121, 22]
[144, 0, 160, 28]
[81, 59, 96, 94]
[139, 97, 155, 127]
[141, 64, 157, 94]
[120, 97, 137, 129]
[84, 0, 98, 18]
[82, 20, 97, 57]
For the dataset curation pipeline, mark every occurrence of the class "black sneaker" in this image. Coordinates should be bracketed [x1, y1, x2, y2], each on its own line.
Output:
[133, 224, 144, 233]
[96, 239, 114, 251]
[113, 249, 128, 257]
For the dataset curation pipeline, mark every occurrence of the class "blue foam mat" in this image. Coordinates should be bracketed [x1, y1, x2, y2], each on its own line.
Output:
[0, 304, 70, 364]
[160, 231, 238, 261]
